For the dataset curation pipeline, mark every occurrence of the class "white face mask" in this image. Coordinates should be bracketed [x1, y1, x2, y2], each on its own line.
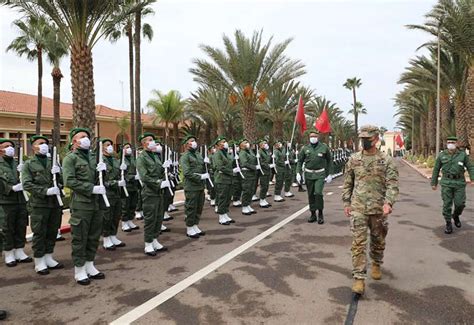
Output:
[4, 146, 15, 157]
[211, 148, 216, 153]
[156, 144, 163, 154]
[106, 145, 114, 154]
[310, 137, 318, 144]
[223, 142, 229, 149]
[147, 141, 157, 150]
[190, 141, 198, 149]
[125, 148, 132, 155]
[244, 143, 250, 149]
[447, 143, 456, 150]
[79, 137, 91, 149]
[235, 147, 240, 153]
[264, 144, 269, 150]
[38, 143, 49, 155]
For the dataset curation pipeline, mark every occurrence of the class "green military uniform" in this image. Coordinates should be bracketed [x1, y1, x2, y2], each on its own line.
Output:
[257, 141, 272, 204]
[431, 138, 474, 233]
[212, 136, 234, 221]
[238, 140, 258, 212]
[121, 147, 139, 226]
[273, 143, 286, 199]
[342, 125, 399, 284]
[284, 146, 296, 195]
[231, 142, 243, 205]
[296, 139, 333, 220]
[207, 148, 216, 205]
[180, 137, 206, 230]
[0, 139, 30, 266]
[22, 137, 63, 270]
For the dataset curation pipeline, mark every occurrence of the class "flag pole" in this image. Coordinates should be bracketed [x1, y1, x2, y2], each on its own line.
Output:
[289, 95, 301, 147]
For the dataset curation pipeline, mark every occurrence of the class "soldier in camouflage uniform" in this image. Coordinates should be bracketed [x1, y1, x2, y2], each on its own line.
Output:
[342, 125, 399, 295]
[431, 136, 474, 234]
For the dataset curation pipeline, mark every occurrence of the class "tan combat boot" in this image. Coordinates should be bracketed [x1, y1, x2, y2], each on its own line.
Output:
[352, 279, 365, 294]
[371, 264, 382, 280]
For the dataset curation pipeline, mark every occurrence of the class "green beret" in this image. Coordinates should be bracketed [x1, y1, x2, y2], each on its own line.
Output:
[0, 138, 15, 147]
[238, 138, 248, 145]
[258, 139, 267, 145]
[306, 128, 319, 136]
[358, 125, 380, 138]
[100, 138, 113, 145]
[273, 140, 282, 146]
[30, 135, 49, 145]
[181, 134, 196, 145]
[446, 136, 457, 141]
[69, 127, 91, 140]
[214, 135, 226, 146]
[138, 132, 156, 143]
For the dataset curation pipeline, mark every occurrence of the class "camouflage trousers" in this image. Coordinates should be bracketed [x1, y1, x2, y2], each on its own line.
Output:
[350, 211, 388, 280]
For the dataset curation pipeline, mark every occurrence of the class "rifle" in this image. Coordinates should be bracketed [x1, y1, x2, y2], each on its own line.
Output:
[233, 144, 245, 179]
[97, 141, 110, 207]
[163, 145, 174, 196]
[165, 145, 175, 188]
[285, 143, 292, 169]
[271, 149, 278, 174]
[255, 144, 264, 175]
[52, 146, 63, 206]
[18, 145, 29, 201]
[135, 149, 144, 187]
[121, 148, 129, 197]
[203, 145, 214, 187]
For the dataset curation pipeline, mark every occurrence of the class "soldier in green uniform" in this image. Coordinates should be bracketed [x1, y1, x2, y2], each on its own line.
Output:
[136, 132, 169, 255]
[22, 135, 64, 275]
[62, 128, 106, 285]
[296, 130, 334, 224]
[206, 145, 217, 208]
[431, 136, 474, 234]
[0, 169, 8, 320]
[238, 139, 258, 215]
[257, 140, 272, 208]
[0, 138, 31, 267]
[160, 141, 174, 231]
[100, 138, 126, 250]
[284, 142, 296, 198]
[231, 141, 243, 207]
[120, 143, 140, 232]
[180, 135, 208, 237]
[273, 141, 286, 202]
[212, 136, 237, 225]
[342, 125, 399, 295]
[135, 147, 145, 220]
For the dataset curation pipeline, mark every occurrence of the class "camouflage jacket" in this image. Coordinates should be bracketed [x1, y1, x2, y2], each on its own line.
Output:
[431, 149, 474, 187]
[342, 150, 399, 215]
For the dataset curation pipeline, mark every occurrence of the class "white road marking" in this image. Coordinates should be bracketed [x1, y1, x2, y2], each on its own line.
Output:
[337, 185, 343, 189]
[110, 205, 310, 325]
[326, 192, 334, 196]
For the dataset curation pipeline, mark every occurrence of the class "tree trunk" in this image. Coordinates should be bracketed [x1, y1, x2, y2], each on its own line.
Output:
[217, 119, 225, 136]
[70, 44, 97, 138]
[465, 62, 474, 160]
[127, 24, 135, 148]
[273, 120, 284, 141]
[455, 96, 469, 150]
[164, 123, 169, 145]
[411, 109, 416, 155]
[51, 66, 63, 148]
[204, 123, 211, 145]
[352, 88, 359, 151]
[36, 47, 43, 134]
[134, 8, 142, 138]
[242, 103, 257, 143]
[427, 98, 436, 155]
[440, 90, 450, 145]
[210, 122, 217, 141]
[420, 113, 427, 156]
[173, 121, 179, 148]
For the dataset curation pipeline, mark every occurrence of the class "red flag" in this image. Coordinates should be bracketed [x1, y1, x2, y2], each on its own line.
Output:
[295, 95, 307, 135]
[395, 133, 404, 147]
[315, 107, 331, 133]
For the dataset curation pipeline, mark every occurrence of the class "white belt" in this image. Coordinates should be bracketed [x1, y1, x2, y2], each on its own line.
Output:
[305, 168, 325, 173]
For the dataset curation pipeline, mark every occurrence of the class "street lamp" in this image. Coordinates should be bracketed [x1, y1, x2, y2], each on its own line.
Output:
[435, 18, 443, 157]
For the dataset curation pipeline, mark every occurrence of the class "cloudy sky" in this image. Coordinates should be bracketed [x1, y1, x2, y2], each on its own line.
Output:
[0, 0, 436, 129]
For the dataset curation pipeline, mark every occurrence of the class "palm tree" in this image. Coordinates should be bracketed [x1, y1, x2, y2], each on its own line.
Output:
[6, 14, 54, 134]
[4, 0, 138, 138]
[190, 29, 306, 142]
[147, 90, 185, 145]
[134, 0, 156, 139]
[116, 114, 131, 145]
[343, 77, 362, 150]
[105, 0, 154, 147]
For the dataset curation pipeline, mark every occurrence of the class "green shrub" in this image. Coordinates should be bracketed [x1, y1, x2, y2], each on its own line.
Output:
[426, 156, 435, 168]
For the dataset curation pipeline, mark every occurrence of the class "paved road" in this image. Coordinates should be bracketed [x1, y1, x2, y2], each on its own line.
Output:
[1, 160, 473, 324]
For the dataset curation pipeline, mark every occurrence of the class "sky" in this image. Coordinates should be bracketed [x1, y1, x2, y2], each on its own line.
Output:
[0, 0, 436, 130]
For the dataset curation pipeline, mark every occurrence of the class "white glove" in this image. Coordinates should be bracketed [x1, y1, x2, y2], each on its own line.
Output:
[256, 165, 262, 170]
[46, 187, 60, 196]
[12, 183, 23, 192]
[162, 160, 171, 169]
[325, 175, 333, 183]
[296, 173, 302, 183]
[119, 163, 127, 171]
[271, 154, 276, 159]
[160, 180, 170, 189]
[234, 154, 240, 160]
[233, 167, 241, 174]
[92, 185, 106, 195]
[51, 165, 61, 174]
[294, 159, 298, 163]
[134, 174, 140, 180]
[173, 161, 179, 167]
[285, 160, 290, 165]
[204, 157, 210, 164]
[269, 164, 276, 169]
[118, 180, 126, 187]
[200, 173, 210, 180]
[16, 164, 24, 172]
[96, 162, 106, 172]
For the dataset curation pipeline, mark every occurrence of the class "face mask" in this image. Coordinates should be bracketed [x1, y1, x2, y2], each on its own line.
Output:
[309, 137, 318, 144]
[236, 147, 240, 153]
[223, 142, 229, 149]
[4, 146, 15, 157]
[362, 139, 373, 150]
[244, 143, 250, 149]
[190, 141, 198, 149]
[125, 148, 132, 155]
[147, 141, 156, 150]
[106, 145, 114, 154]
[79, 137, 91, 150]
[156, 144, 163, 154]
[264, 144, 269, 150]
[38, 143, 49, 155]
[447, 143, 456, 150]
[211, 148, 216, 153]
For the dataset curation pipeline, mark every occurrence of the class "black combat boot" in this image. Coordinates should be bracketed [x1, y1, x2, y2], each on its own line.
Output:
[0, 309, 7, 320]
[444, 221, 453, 234]
[452, 214, 462, 228]
[308, 211, 317, 223]
[298, 184, 306, 192]
[317, 210, 324, 224]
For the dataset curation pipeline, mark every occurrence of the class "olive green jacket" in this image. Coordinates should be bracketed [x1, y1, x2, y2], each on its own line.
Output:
[431, 149, 474, 187]
[136, 150, 165, 198]
[213, 149, 233, 185]
[239, 148, 257, 179]
[0, 156, 25, 205]
[123, 155, 138, 192]
[103, 155, 121, 200]
[180, 149, 205, 191]
[296, 143, 334, 180]
[258, 149, 271, 175]
[273, 148, 286, 171]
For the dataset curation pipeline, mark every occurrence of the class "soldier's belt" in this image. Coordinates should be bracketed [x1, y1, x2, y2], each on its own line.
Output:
[444, 174, 463, 179]
[304, 168, 325, 173]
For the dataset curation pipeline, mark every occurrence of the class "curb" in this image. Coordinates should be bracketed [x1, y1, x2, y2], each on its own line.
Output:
[401, 159, 431, 180]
